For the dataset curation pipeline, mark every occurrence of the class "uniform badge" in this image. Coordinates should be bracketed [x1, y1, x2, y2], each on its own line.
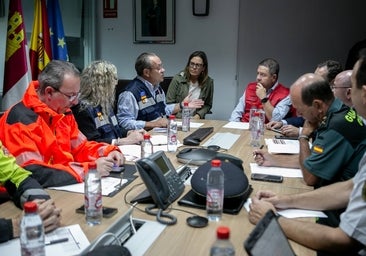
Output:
[97, 112, 104, 121]
[313, 145, 324, 154]
[140, 91, 147, 103]
[362, 181, 366, 201]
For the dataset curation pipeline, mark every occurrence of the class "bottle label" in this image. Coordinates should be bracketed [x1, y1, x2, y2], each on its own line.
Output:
[206, 189, 224, 209]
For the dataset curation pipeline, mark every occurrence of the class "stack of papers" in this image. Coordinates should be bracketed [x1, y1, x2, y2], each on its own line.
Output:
[223, 121, 249, 130]
[244, 199, 327, 218]
[0, 224, 90, 256]
[265, 138, 301, 154]
[250, 163, 303, 178]
[48, 177, 127, 196]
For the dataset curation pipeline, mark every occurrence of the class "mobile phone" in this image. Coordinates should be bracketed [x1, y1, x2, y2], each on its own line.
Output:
[270, 128, 283, 134]
[75, 205, 118, 218]
[111, 165, 125, 173]
[274, 135, 298, 140]
[251, 173, 283, 183]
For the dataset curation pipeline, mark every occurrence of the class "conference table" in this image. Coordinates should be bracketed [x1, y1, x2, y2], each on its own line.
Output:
[0, 120, 315, 255]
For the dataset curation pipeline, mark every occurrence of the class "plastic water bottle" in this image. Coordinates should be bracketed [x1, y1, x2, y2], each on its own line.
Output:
[167, 115, 178, 152]
[206, 159, 224, 221]
[181, 101, 190, 132]
[20, 201, 45, 256]
[250, 111, 263, 147]
[210, 226, 235, 256]
[141, 133, 154, 158]
[85, 162, 102, 225]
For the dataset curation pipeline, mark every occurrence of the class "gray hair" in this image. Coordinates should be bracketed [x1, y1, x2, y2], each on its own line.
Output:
[38, 60, 80, 94]
[135, 52, 157, 76]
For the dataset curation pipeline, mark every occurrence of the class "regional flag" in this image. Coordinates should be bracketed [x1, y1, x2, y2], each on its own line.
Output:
[2, 0, 32, 111]
[47, 0, 69, 61]
[29, 0, 52, 80]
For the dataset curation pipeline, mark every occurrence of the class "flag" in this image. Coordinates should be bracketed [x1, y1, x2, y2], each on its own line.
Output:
[2, 0, 32, 111]
[29, 0, 52, 80]
[47, 0, 68, 61]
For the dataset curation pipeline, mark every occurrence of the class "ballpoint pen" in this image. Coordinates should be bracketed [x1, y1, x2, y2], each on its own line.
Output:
[45, 237, 69, 245]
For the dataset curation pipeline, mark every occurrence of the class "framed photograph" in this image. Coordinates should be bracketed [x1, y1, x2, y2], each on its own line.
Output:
[134, 0, 175, 44]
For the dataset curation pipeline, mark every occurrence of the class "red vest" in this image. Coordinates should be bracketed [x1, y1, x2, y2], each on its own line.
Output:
[241, 82, 289, 122]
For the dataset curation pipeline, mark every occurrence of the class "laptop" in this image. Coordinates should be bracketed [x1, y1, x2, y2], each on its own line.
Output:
[244, 210, 296, 256]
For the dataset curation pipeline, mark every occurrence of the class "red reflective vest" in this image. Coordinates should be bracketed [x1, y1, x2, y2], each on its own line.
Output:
[241, 82, 290, 122]
[0, 81, 121, 183]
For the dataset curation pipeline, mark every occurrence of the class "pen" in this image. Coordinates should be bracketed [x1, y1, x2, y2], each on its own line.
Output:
[45, 237, 69, 245]
[253, 145, 264, 158]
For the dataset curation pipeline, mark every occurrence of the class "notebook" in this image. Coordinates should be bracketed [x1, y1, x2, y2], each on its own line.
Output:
[244, 210, 296, 256]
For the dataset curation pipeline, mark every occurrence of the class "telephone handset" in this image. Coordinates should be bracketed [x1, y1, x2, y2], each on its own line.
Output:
[135, 151, 185, 210]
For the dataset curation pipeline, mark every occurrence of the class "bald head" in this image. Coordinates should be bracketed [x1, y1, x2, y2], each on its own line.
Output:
[332, 70, 352, 107]
[290, 73, 334, 123]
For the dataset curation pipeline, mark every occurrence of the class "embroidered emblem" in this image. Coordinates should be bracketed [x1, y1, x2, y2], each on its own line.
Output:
[313, 145, 323, 154]
[362, 181, 366, 201]
[140, 91, 147, 103]
[97, 112, 104, 121]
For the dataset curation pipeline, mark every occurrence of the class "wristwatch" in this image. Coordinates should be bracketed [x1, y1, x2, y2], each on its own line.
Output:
[261, 97, 269, 103]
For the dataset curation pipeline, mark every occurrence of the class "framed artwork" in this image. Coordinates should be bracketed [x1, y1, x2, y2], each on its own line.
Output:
[134, 0, 175, 44]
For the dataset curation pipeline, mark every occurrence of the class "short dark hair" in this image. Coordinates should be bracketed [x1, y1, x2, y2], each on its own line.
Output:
[258, 58, 280, 78]
[135, 52, 157, 76]
[301, 78, 334, 106]
[355, 50, 366, 90]
[316, 60, 343, 82]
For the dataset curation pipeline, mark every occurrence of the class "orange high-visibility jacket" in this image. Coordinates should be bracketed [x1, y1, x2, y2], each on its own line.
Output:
[0, 81, 121, 185]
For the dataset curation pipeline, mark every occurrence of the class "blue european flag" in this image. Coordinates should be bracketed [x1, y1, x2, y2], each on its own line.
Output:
[47, 0, 68, 61]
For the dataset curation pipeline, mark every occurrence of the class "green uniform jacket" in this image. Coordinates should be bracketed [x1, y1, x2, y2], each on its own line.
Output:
[166, 72, 214, 119]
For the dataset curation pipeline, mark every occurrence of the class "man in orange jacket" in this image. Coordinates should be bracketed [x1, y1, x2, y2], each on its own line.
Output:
[0, 60, 124, 187]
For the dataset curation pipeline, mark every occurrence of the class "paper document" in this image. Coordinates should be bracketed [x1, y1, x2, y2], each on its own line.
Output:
[202, 132, 240, 150]
[0, 224, 90, 256]
[119, 135, 181, 162]
[265, 138, 301, 154]
[250, 163, 303, 178]
[223, 121, 249, 130]
[152, 122, 204, 133]
[48, 177, 127, 196]
[176, 121, 204, 129]
[244, 199, 327, 218]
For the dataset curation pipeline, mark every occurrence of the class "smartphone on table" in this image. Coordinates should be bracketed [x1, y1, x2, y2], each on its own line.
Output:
[251, 173, 283, 183]
[75, 205, 118, 218]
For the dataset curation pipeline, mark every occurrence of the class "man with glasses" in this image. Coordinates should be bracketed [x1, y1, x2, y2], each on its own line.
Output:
[332, 70, 353, 107]
[116, 52, 203, 131]
[0, 60, 124, 187]
[229, 58, 294, 123]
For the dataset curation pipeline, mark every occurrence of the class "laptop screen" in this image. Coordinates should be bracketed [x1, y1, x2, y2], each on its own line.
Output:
[244, 210, 296, 256]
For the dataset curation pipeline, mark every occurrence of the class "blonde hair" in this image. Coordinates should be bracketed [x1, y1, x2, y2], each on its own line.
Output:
[79, 60, 117, 116]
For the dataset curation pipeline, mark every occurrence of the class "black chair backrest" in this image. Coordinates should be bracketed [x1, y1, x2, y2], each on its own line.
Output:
[114, 77, 173, 113]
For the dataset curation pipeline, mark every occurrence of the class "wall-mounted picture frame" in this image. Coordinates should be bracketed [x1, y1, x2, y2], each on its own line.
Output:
[134, 0, 175, 44]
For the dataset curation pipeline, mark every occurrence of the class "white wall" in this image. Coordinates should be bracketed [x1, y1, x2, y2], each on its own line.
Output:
[96, 0, 240, 120]
[237, 0, 366, 96]
[2, 1, 366, 120]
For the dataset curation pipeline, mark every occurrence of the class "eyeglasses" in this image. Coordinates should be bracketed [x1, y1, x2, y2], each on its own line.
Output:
[189, 62, 203, 69]
[150, 64, 164, 72]
[53, 87, 80, 102]
[331, 86, 350, 90]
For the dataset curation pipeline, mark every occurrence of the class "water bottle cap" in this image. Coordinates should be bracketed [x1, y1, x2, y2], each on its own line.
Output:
[23, 201, 38, 213]
[143, 133, 151, 139]
[217, 226, 230, 239]
[183, 101, 189, 107]
[211, 159, 221, 167]
[169, 115, 176, 120]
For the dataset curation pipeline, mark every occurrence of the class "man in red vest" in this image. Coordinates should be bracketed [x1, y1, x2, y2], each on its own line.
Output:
[229, 58, 293, 123]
